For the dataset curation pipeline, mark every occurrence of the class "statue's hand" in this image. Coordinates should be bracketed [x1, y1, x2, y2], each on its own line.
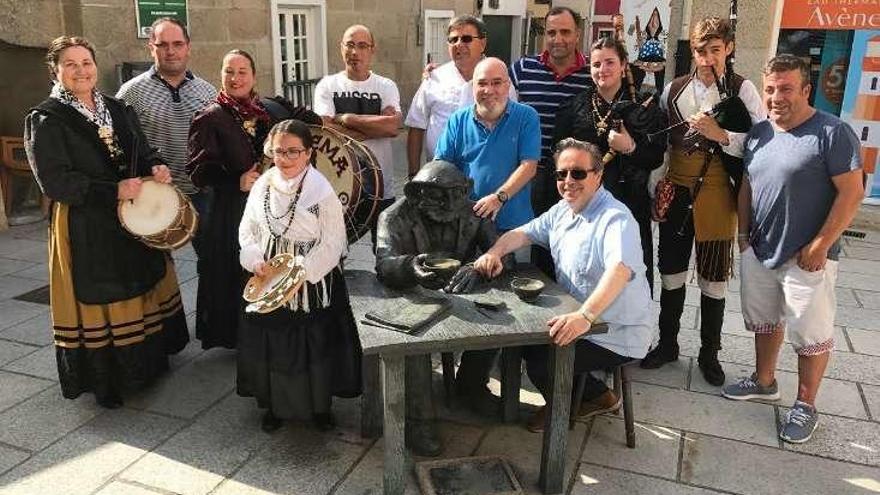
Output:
[411, 254, 439, 286]
[444, 264, 482, 294]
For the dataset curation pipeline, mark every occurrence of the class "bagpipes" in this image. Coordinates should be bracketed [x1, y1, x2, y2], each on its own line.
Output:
[601, 14, 666, 166]
[647, 0, 752, 193]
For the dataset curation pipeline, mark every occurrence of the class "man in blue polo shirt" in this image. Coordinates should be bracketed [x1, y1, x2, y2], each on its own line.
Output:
[435, 57, 541, 232]
[434, 56, 541, 413]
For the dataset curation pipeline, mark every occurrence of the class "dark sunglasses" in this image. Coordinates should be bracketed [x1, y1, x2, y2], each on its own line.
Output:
[554, 169, 594, 181]
[447, 35, 482, 44]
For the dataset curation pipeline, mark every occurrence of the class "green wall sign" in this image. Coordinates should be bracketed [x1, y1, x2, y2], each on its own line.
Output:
[135, 0, 188, 39]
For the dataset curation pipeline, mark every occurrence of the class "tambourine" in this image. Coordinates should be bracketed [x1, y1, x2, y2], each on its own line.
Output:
[242, 253, 306, 314]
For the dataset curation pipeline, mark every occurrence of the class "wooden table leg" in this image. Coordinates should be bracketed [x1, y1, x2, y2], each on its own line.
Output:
[361, 354, 382, 438]
[539, 344, 575, 494]
[501, 346, 522, 423]
[382, 354, 406, 495]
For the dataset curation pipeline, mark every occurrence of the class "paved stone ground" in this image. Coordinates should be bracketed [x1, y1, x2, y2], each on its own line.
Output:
[2, 141, 880, 493]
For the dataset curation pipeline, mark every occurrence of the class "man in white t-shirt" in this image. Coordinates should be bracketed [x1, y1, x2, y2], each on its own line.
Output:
[313, 24, 402, 248]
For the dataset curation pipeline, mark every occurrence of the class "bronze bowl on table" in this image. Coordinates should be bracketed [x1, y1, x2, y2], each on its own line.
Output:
[511, 277, 545, 303]
[419, 256, 461, 290]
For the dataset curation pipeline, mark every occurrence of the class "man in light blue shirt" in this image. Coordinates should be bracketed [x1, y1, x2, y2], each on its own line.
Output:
[434, 57, 541, 232]
[475, 138, 652, 432]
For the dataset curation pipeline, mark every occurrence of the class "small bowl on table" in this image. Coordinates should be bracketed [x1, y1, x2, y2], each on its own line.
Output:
[511, 277, 545, 303]
[419, 256, 461, 290]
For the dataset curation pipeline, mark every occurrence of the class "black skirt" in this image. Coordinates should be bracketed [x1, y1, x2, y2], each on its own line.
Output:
[236, 267, 362, 419]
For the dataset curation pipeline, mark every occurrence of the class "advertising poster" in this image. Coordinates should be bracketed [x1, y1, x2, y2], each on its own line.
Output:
[135, 0, 188, 39]
[840, 31, 880, 203]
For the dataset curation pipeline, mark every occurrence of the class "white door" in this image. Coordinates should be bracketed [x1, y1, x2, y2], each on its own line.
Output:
[424, 9, 454, 65]
[273, 3, 326, 108]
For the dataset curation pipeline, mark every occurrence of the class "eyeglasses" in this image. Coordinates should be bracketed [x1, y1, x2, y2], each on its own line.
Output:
[554, 169, 595, 181]
[272, 147, 308, 160]
[342, 42, 373, 51]
[447, 35, 483, 44]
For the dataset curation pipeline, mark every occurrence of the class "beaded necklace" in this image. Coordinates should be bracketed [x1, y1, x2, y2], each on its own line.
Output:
[591, 91, 616, 137]
[262, 168, 308, 240]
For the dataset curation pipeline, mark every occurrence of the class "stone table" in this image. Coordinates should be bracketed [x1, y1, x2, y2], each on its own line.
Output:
[345, 266, 580, 495]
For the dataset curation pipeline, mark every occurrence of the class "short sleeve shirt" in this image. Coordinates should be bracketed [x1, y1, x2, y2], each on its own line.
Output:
[744, 111, 862, 269]
[434, 101, 541, 230]
[520, 187, 653, 358]
[313, 71, 401, 199]
[404, 62, 467, 158]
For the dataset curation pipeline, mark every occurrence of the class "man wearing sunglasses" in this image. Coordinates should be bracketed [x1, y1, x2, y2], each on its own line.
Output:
[473, 138, 653, 431]
[314, 24, 402, 249]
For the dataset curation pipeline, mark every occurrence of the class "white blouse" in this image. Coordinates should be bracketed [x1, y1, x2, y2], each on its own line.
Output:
[239, 166, 347, 311]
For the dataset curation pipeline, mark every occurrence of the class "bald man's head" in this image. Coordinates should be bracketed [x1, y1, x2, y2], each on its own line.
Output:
[340, 24, 376, 80]
[472, 57, 510, 122]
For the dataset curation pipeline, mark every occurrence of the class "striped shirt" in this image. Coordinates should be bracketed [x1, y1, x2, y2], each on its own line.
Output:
[117, 66, 216, 194]
[509, 52, 592, 160]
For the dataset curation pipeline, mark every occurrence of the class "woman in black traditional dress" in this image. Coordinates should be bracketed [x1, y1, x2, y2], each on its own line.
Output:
[552, 37, 667, 293]
[24, 36, 189, 408]
[186, 50, 273, 349]
[237, 120, 362, 432]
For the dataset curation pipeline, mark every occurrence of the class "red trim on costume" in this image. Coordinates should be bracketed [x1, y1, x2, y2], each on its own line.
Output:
[746, 322, 784, 334]
[797, 338, 835, 356]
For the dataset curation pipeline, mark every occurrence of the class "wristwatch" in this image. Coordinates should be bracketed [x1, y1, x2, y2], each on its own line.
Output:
[495, 190, 509, 204]
[580, 308, 596, 324]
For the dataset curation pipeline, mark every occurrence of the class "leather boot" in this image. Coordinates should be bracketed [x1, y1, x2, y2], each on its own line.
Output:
[698, 294, 726, 386]
[641, 287, 686, 369]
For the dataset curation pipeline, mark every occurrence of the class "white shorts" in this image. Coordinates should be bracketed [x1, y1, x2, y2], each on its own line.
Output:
[739, 247, 837, 356]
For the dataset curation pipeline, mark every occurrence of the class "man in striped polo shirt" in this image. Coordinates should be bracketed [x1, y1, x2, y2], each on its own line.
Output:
[510, 6, 593, 275]
[117, 17, 216, 251]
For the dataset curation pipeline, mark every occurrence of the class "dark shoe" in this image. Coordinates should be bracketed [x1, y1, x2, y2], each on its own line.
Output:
[313, 412, 336, 431]
[640, 344, 679, 369]
[261, 411, 283, 433]
[698, 349, 725, 386]
[576, 390, 621, 420]
[526, 406, 546, 433]
[458, 386, 501, 417]
[96, 394, 123, 409]
[406, 420, 442, 457]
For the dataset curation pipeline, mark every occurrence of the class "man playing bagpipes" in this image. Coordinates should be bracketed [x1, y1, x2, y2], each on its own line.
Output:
[640, 14, 765, 387]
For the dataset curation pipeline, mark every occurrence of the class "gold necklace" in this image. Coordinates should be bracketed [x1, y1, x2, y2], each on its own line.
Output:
[591, 92, 614, 136]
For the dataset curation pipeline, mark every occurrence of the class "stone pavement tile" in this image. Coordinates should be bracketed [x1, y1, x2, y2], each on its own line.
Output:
[863, 384, 880, 422]
[174, 259, 198, 283]
[691, 363, 868, 420]
[168, 313, 204, 370]
[10, 263, 48, 282]
[0, 275, 46, 301]
[475, 423, 587, 494]
[211, 429, 368, 495]
[345, 257, 376, 271]
[572, 464, 720, 495]
[837, 287, 862, 308]
[826, 351, 880, 387]
[0, 258, 35, 277]
[844, 245, 880, 261]
[332, 420, 485, 495]
[127, 348, 236, 419]
[179, 277, 198, 316]
[837, 272, 880, 293]
[838, 257, 880, 274]
[681, 432, 880, 494]
[679, 330, 800, 372]
[0, 312, 52, 346]
[0, 299, 46, 331]
[628, 357, 691, 390]
[0, 385, 103, 451]
[782, 411, 880, 466]
[0, 238, 46, 263]
[582, 416, 681, 480]
[4, 344, 57, 380]
[346, 243, 376, 262]
[121, 394, 274, 495]
[631, 382, 778, 447]
[0, 409, 184, 495]
[856, 289, 880, 310]
[847, 327, 880, 356]
[0, 444, 29, 477]
[835, 307, 880, 332]
[172, 243, 197, 262]
[0, 339, 39, 368]
[0, 370, 53, 413]
[94, 481, 166, 495]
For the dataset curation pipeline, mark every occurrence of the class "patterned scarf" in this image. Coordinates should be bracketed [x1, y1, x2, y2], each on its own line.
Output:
[50, 82, 123, 161]
[216, 90, 270, 124]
